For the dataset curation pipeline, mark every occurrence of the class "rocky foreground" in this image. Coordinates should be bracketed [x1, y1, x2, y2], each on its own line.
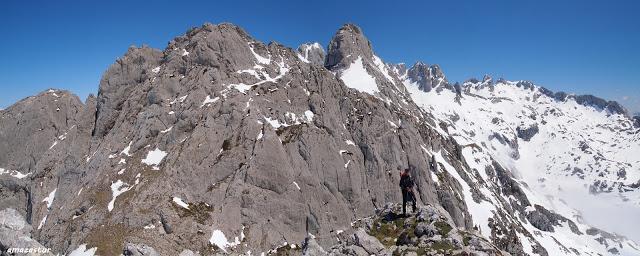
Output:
[0, 203, 502, 256]
[300, 203, 506, 256]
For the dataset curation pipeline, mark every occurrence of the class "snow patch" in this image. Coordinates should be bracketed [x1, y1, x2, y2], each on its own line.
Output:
[43, 188, 57, 209]
[227, 83, 253, 94]
[121, 141, 133, 156]
[227, 61, 289, 95]
[0, 168, 30, 179]
[141, 148, 167, 170]
[304, 110, 314, 122]
[48, 140, 58, 149]
[37, 214, 47, 230]
[209, 229, 241, 253]
[160, 126, 173, 134]
[248, 43, 270, 65]
[168, 94, 189, 105]
[108, 180, 131, 212]
[339, 56, 379, 95]
[172, 197, 190, 209]
[236, 68, 262, 79]
[69, 244, 97, 256]
[200, 95, 220, 107]
[264, 116, 286, 129]
[372, 55, 395, 85]
[135, 173, 141, 185]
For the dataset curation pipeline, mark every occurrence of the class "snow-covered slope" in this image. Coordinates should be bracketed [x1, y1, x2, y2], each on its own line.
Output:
[401, 72, 640, 255]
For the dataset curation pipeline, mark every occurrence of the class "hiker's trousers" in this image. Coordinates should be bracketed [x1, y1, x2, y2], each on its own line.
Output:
[402, 189, 416, 214]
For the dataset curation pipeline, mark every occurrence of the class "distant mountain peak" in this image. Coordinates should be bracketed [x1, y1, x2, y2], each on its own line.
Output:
[405, 61, 448, 92]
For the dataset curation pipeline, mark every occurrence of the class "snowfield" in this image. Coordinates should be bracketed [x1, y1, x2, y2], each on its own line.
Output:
[403, 75, 640, 254]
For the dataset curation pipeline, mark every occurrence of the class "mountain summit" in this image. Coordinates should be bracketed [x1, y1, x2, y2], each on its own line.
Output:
[325, 24, 374, 69]
[1, 22, 638, 256]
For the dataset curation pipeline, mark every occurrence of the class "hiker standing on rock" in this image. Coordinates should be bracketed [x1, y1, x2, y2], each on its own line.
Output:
[400, 168, 417, 215]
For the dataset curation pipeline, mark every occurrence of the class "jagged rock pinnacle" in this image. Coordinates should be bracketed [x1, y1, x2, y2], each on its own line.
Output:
[325, 23, 374, 69]
[406, 61, 448, 92]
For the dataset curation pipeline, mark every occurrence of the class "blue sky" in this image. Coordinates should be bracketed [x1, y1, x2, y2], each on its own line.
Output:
[1, 0, 639, 113]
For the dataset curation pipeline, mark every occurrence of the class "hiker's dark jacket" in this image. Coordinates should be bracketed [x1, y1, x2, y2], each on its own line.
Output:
[399, 173, 414, 191]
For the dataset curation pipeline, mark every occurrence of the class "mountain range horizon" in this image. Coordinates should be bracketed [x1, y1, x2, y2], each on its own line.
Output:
[4, 22, 637, 119]
[3, 1, 640, 115]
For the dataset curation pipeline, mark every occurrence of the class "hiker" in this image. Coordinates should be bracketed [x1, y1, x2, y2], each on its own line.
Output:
[399, 168, 416, 215]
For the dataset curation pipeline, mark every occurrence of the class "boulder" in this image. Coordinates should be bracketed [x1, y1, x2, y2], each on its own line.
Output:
[354, 228, 386, 254]
[122, 243, 160, 256]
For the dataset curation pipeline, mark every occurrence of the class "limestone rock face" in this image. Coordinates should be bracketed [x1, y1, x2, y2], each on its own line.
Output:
[0, 89, 92, 222]
[0, 23, 480, 255]
[0, 89, 85, 177]
[325, 24, 373, 70]
[0, 23, 479, 256]
[0, 208, 54, 256]
[94, 46, 163, 137]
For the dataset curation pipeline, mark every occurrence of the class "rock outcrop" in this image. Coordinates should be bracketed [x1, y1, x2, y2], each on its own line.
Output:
[537, 86, 629, 116]
[301, 204, 506, 255]
[0, 208, 54, 256]
[516, 124, 539, 141]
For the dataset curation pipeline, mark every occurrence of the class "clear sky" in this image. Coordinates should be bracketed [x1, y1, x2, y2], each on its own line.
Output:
[1, 0, 639, 113]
